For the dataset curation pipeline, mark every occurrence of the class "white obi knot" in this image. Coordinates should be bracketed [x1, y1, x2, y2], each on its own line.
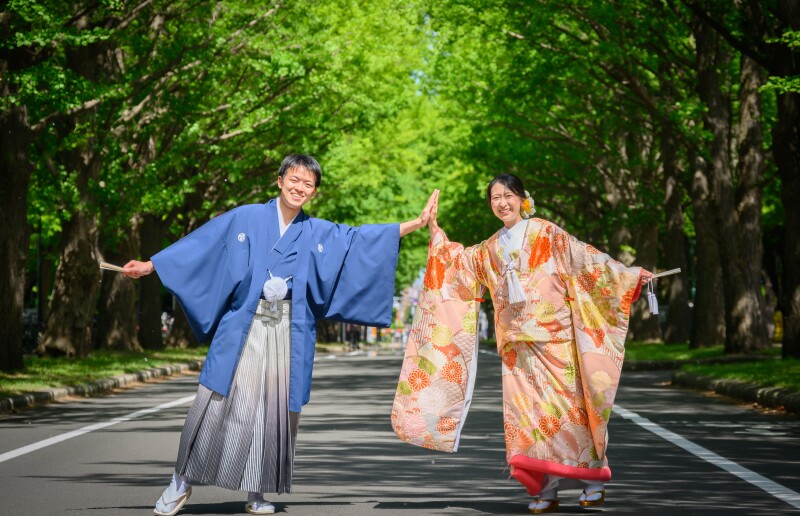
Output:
[504, 264, 526, 306]
[263, 270, 292, 311]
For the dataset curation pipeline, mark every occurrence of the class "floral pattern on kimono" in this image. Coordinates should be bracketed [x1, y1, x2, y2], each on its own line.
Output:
[391, 218, 649, 495]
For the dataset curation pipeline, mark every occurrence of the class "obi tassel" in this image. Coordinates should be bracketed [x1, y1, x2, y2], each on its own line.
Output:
[646, 280, 659, 314]
[505, 265, 526, 306]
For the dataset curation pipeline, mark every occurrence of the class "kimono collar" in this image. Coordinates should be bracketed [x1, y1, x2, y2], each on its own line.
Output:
[497, 219, 528, 262]
[498, 219, 528, 256]
[264, 199, 305, 257]
[275, 197, 299, 237]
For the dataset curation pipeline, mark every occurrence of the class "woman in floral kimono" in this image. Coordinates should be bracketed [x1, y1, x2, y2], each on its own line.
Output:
[391, 174, 652, 514]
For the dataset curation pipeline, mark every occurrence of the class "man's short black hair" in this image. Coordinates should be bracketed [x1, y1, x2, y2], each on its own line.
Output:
[278, 154, 322, 187]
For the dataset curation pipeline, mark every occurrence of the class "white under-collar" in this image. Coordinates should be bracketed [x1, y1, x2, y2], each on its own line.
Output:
[276, 198, 298, 237]
[499, 219, 528, 257]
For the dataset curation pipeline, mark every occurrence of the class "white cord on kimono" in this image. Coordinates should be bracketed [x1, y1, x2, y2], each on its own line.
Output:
[263, 270, 293, 312]
[644, 268, 681, 315]
[504, 264, 526, 306]
[646, 279, 659, 315]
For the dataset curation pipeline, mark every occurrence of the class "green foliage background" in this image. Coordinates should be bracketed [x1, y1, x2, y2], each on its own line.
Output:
[3, 0, 791, 319]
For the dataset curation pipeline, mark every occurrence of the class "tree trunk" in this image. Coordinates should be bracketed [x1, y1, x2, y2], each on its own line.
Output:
[38, 119, 103, 357]
[695, 20, 767, 353]
[96, 217, 142, 351]
[36, 26, 121, 357]
[629, 223, 661, 342]
[685, 0, 797, 354]
[776, 91, 800, 358]
[38, 210, 101, 357]
[735, 54, 770, 350]
[0, 106, 33, 371]
[689, 152, 726, 347]
[661, 125, 691, 344]
[610, 225, 635, 267]
[39, 250, 56, 324]
[138, 214, 166, 349]
[766, 0, 800, 358]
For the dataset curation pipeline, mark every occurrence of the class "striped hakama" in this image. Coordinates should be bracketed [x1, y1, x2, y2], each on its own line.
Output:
[175, 299, 298, 494]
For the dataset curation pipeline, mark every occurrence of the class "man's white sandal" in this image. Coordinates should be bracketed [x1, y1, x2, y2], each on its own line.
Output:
[245, 499, 276, 514]
[153, 485, 191, 516]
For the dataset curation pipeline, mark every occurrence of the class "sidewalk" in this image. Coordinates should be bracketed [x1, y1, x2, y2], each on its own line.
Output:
[1, 350, 797, 416]
[671, 370, 800, 414]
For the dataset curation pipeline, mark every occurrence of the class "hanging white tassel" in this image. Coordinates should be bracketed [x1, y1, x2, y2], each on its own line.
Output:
[505, 266, 526, 306]
[646, 280, 659, 315]
[263, 270, 293, 311]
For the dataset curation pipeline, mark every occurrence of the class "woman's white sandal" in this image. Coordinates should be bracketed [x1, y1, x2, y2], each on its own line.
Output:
[528, 497, 560, 514]
[579, 488, 606, 507]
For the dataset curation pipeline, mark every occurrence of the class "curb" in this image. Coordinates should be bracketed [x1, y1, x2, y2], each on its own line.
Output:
[0, 360, 203, 414]
[671, 370, 800, 415]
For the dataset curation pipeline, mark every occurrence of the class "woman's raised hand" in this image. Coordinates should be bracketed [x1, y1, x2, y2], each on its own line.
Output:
[419, 189, 439, 231]
[400, 190, 439, 237]
[424, 189, 439, 235]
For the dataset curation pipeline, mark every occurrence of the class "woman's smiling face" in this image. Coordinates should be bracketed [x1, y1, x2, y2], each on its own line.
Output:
[489, 183, 523, 228]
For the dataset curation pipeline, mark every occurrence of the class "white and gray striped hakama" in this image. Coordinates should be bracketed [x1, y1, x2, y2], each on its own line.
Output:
[175, 299, 299, 494]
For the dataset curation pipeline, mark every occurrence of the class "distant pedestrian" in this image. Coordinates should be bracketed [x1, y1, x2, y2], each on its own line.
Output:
[347, 323, 361, 351]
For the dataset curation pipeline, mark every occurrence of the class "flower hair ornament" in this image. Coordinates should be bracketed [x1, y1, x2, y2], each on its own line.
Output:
[520, 190, 536, 219]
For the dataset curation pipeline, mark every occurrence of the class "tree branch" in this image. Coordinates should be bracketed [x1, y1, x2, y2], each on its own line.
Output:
[680, 0, 773, 72]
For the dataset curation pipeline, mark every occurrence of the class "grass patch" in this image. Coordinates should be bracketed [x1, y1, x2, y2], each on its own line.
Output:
[683, 359, 800, 392]
[0, 347, 209, 398]
[0, 342, 354, 398]
[481, 339, 793, 391]
[2, 340, 793, 399]
[626, 343, 794, 391]
[624, 342, 727, 362]
[481, 340, 780, 363]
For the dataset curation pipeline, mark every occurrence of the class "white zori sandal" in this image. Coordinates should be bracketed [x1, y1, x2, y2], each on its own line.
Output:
[528, 489, 559, 514]
[579, 483, 606, 507]
[245, 492, 276, 515]
[153, 473, 192, 516]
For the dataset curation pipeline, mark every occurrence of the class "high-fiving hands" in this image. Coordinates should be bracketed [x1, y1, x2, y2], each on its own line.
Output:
[420, 189, 439, 234]
[400, 189, 439, 237]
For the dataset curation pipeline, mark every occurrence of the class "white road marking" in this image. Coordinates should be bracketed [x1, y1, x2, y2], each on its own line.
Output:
[614, 404, 800, 510]
[0, 395, 196, 464]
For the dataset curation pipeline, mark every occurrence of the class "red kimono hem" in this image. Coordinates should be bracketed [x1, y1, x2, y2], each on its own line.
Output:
[509, 455, 612, 495]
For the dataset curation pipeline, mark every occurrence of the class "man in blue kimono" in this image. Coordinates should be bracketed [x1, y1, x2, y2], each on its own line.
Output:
[124, 154, 437, 516]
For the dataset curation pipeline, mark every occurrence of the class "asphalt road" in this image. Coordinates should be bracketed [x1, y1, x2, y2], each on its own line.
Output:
[1, 349, 799, 515]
